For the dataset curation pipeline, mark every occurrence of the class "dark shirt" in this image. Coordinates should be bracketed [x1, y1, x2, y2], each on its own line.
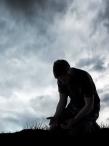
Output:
[57, 67, 100, 120]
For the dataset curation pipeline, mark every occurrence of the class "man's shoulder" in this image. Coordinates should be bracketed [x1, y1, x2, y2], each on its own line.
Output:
[71, 67, 90, 77]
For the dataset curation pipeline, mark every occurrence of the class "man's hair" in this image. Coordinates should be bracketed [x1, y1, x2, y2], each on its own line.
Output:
[53, 59, 70, 78]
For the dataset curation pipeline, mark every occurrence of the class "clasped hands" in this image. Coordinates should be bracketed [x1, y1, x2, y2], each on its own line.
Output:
[47, 116, 78, 130]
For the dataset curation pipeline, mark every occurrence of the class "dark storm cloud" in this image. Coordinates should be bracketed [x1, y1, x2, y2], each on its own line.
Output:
[5, 0, 36, 8]
[0, 0, 73, 57]
[0, 0, 73, 43]
[76, 56, 106, 72]
[3, 0, 72, 19]
[4, 0, 45, 17]
[5, 0, 43, 8]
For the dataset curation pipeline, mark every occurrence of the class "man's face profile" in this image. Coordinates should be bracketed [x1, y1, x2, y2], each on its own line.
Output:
[57, 72, 70, 84]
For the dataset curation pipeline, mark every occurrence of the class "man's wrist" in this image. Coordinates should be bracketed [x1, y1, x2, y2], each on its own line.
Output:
[52, 116, 58, 122]
[74, 116, 78, 120]
[73, 115, 80, 123]
[74, 115, 82, 123]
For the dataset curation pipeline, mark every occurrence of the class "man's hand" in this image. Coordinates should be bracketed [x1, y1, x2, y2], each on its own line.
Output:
[47, 116, 59, 130]
[60, 118, 78, 130]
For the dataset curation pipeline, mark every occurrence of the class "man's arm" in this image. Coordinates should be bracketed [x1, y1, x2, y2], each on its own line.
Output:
[54, 93, 68, 119]
[74, 72, 95, 121]
[74, 95, 94, 121]
[61, 95, 94, 129]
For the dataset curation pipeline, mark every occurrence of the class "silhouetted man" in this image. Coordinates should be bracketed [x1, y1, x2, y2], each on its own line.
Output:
[49, 59, 100, 135]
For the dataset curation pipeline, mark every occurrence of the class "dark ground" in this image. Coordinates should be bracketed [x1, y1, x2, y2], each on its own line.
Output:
[0, 128, 109, 145]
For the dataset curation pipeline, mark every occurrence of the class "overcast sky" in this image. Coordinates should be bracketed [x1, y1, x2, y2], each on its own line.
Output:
[0, 0, 109, 132]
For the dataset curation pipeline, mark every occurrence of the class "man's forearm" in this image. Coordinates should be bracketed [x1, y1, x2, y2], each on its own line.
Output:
[54, 102, 65, 118]
[74, 105, 92, 122]
[74, 97, 94, 122]
[54, 93, 67, 119]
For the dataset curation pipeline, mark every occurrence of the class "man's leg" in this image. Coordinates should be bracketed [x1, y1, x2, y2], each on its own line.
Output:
[48, 110, 74, 130]
[48, 106, 78, 131]
[68, 120, 100, 136]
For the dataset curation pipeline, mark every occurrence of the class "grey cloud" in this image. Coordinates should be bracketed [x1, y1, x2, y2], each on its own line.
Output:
[103, 0, 109, 24]
[102, 93, 109, 103]
[0, 111, 45, 132]
[100, 92, 109, 111]
[76, 56, 106, 72]
[30, 95, 57, 115]
[0, 17, 58, 97]
[0, 0, 66, 99]
[97, 89, 104, 94]
[0, 19, 8, 30]
[95, 0, 109, 32]
[88, 0, 109, 36]
[0, 94, 54, 132]
[93, 63, 106, 72]
[14, 112, 44, 129]
[106, 118, 109, 122]
[0, 58, 53, 98]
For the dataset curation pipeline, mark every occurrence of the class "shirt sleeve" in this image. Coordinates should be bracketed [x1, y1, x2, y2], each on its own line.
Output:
[57, 80, 68, 95]
[82, 72, 95, 98]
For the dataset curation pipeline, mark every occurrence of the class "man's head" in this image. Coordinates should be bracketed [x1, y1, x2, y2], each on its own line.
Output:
[53, 59, 71, 83]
